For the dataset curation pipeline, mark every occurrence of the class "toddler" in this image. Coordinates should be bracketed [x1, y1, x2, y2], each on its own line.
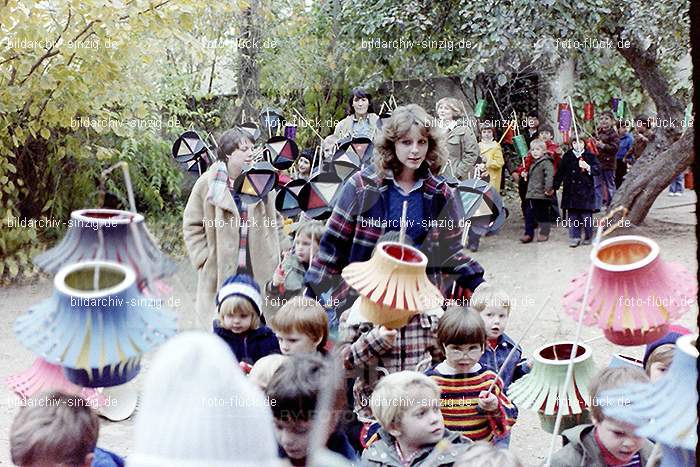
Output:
[642, 325, 690, 382]
[248, 353, 288, 391]
[523, 139, 556, 242]
[213, 274, 280, 366]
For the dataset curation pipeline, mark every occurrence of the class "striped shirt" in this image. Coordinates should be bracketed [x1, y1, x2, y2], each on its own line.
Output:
[425, 363, 516, 442]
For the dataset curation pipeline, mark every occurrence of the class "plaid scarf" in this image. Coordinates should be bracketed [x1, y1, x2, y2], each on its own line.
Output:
[238, 205, 249, 271]
[206, 161, 231, 206]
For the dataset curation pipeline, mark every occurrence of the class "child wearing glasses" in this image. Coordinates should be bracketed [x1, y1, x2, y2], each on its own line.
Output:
[425, 307, 516, 442]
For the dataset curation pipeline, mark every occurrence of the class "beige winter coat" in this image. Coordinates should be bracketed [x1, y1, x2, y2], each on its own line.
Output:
[183, 166, 291, 320]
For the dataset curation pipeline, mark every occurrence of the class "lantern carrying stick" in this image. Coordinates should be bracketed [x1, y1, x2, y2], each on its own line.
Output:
[292, 107, 324, 141]
[487, 88, 507, 123]
[544, 223, 604, 467]
[567, 96, 582, 146]
[498, 119, 515, 145]
[399, 200, 408, 260]
[486, 295, 551, 394]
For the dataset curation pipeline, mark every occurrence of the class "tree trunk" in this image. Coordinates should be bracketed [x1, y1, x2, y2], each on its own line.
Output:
[236, 0, 262, 122]
[610, 128, 693, 225]
[605, 24, 693, 224]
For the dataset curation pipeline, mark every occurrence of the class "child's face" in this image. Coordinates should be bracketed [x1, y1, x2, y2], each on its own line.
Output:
[530, 144, 545, 159]
[276, 329, 319, 355]
[297, 157, 311, 175]
[480, 129, 493, 142]
[599, 114, 613, 129]
[226, 138, 255, 175]
[444, 343, 484, 372]
[648, 361, 669, 383]
[539, 131, 552, 142]
[618, 125, 629, 135]
[572, 139, 585, 153]
[527, 117, 539, 129]
[273, 418, 312, 462]
[595, 418, 646, 463]
[389, 386, 444, 449]
[294, 233, 316, 264]
[222, 309, 254, 334]
[480, 307, 509, 340]
[322, 142, 336, 160]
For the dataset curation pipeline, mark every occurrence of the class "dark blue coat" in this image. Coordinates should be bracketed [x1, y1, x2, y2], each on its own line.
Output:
[553, 149, 601, 212]
[479, 333, 530, 391]
[92, 447, 124, 467]
[213, 320, 281, 364]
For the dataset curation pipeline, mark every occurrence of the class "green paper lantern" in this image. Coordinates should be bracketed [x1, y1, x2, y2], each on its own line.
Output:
[474, 99, 487, 119]
[614, 100, 625, 120]
[513, 134, 528, 158]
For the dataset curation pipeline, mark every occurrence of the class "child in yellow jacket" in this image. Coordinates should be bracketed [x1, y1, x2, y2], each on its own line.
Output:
[478, 123, 504, 190]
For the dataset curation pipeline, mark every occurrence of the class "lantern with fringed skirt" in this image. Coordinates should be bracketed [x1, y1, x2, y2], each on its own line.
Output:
[14, 261, 177, 387]
[562, 236, 696, 346]
[342, 242, 444, 328]
[601, 334, 697, 466]
[34, 209, 177, 287]
[508, 342, 596, 434]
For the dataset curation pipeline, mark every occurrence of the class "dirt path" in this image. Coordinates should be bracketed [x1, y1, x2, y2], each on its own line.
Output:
[1, 190, 696, 466]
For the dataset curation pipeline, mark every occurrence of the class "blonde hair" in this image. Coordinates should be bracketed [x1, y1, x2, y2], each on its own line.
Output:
[219, 295, 260, 330]
[249, 354, 288, 391]
[374, 104, 447, 176]
[295, 220, 325, 245]
[470, 283, 513, 315]
[11, 391, 99, 466]
[269, 296, 328, 349]
[589, 367, 649, 422]
[370, 371, 441, 429]
[454, 442, 524, 467]
[435, 97, 466, 119]
[529, 139, 546, 151]
[323, 134, 338, 148]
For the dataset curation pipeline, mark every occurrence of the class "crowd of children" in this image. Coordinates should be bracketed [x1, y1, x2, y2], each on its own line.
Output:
[7, 98, 693, 467]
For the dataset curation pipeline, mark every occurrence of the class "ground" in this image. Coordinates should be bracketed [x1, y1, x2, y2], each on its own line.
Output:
[0, 189, 696, 466]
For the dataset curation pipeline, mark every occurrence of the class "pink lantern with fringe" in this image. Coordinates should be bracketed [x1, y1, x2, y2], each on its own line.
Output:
[562, 236, 696, 346]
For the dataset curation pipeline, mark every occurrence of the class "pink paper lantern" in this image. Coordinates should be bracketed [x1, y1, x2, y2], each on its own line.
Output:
[562, 236, 696, 346]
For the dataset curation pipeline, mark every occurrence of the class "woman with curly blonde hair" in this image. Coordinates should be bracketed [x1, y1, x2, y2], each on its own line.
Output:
[305, 104, 485, 317]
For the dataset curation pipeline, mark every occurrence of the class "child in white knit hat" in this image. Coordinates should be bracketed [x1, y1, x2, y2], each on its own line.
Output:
[129, 331, 280, 467]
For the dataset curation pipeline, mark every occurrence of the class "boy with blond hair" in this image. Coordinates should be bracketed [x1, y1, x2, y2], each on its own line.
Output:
[270, 295, 329, 355]
[550, 367, 655, 467]
[363, 371, 473, 466]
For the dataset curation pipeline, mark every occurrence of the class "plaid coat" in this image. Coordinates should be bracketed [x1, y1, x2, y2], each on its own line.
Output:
[339, 307, 442, 422]
[304, 164, 485, 313]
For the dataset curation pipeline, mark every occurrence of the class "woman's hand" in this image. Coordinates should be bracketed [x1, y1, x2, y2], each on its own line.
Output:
[478, 391, 499, 412]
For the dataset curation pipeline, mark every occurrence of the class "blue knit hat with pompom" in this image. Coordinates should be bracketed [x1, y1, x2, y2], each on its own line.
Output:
[215, 274, 262, 317]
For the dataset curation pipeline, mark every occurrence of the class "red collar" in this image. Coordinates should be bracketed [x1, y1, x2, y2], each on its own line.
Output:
[594, 426, 633, 466]
[487, 338, 499, 350]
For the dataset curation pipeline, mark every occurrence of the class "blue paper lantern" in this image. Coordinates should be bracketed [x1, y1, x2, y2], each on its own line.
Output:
[601, 334, 697, 461]
[34, 209, 177, 288]
[14, 261, 177, 387]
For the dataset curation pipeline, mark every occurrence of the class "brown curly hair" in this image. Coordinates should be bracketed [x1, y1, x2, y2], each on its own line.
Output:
[374, 104, 447, 176]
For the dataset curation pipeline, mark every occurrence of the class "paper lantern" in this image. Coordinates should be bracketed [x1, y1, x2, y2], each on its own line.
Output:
[96, 382, 139, 421]
[332, 142, 362, 181]
[611, 97, 621, 112]
[265, 136, 299, 170]
[558, 104, 572, 132]
[512, 134, 528, 158]
[356, 296, 416, 329]
[14, 261, 177, 387]
[233, 161, 278, 204]
[456, 178, 506, 236]
[275, 178, 306, 218]
[608, 353, 644, 369]
[297, 171, 342, 220]
[584, 102, 595, 121]
[259, 108, 284, 133]
[171, 130, 211, 175]
[5, 357, 104, 406]
[34, 209, 177, 288]
[334, 136, 373, 167]
[585, 137, 599, 156]
[284, 123, 297, 140]
[342, 242, 444, 313]
[502, 124, 514, 144]
[508, 342, 596, 434]
[562, 236, 696, 346]
[615, 100, 625, 120]
[239, 122, 261, 142]
[601, 334, 698, 455]
[474, 99, 487, 119]
[561, 129, 571, 144]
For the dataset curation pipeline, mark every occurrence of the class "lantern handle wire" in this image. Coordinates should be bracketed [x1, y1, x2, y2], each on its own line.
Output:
[487, 88, 507, 123]
[292, 107, 324, 142]
[566, 96, 581, 146]
[399, 200, 408, 261]
[486, 295, 551, 394]
[497, 119, 515, 145]
[544, 223, 604, 467]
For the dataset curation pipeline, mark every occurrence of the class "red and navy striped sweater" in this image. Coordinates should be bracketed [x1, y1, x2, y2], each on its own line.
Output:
[425, 363, 516, 442]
